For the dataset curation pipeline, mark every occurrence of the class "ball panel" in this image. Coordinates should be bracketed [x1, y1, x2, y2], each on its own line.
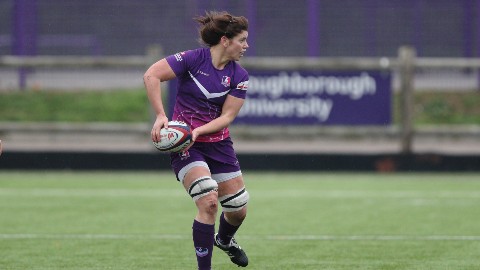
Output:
[153, 121, 192, 153]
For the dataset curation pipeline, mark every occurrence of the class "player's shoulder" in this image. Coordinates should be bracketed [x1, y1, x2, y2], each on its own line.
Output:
[167, 48, 208, 73]
[231, 61, 249, 80]
[169, 47, 206, 61]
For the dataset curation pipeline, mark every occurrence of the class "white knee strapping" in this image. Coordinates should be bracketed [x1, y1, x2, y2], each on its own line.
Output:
[188, 176, 218, 201]
[219, 187, 249, 212]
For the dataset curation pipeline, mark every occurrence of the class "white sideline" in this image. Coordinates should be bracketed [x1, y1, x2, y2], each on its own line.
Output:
[1, 234, 479, 241]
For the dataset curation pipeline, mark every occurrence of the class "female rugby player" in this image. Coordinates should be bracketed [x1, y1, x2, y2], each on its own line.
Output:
[143, 11, 250, 269]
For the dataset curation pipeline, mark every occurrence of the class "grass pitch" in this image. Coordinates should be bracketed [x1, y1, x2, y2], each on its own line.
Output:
[1, 171, 480, 269]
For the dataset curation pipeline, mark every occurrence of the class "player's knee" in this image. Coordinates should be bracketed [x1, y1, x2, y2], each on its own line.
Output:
[188, 176, 218, 201]
[219, 187, 249, 213]
[236, 208, 247, 221]
[197, 191, 219, 216]
[225, 208, 247, 226]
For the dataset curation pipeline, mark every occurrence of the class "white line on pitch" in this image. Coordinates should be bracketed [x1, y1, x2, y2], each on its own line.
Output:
[1, 234, 479, 241]
[0, 234, 187, 240]
[0, 189, 185, 197]
[263, 235, 480, 241]
[1, 189, 480, 198]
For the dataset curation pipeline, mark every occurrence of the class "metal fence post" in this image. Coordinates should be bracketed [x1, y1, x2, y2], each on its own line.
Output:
[13, 0, 38, 90]
[398, 46, 416, 154]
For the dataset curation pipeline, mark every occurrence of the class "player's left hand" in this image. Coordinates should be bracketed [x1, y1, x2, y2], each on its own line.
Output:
[191, 128, 201, 142]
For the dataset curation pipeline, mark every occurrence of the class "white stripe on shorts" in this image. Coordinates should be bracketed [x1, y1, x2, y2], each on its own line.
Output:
[178, 161, 242, 184]
[212, 171, 242, 183]
[178, 161, 209, 183]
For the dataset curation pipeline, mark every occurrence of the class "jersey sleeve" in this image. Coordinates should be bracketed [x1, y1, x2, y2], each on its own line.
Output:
[229, 65, 249, 99]
[165, 50, 199, 78]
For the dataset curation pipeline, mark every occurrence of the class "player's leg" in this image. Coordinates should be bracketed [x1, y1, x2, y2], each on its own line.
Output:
[204, 138, 249, 267]
[213, 175, 249, 267]
[183, 165, 219, 224]
[172, 147, 219, 270]
[181, 165, 218, 270]
[216, 175, 248, 240]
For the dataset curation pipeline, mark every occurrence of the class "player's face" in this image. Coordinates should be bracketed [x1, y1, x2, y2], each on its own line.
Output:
[227, 30, 249, 61]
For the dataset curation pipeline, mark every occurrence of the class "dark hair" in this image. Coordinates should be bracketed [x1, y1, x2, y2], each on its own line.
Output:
[194, 11, 248, 47]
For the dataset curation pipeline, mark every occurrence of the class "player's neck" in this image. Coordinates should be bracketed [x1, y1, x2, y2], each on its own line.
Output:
[210, 47, 229, 70]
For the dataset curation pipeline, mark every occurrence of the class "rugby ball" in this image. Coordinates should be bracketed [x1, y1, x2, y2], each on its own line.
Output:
[153, 121, 192, 153]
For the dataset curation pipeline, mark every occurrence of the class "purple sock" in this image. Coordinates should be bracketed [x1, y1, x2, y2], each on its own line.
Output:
[217, 212, 240, 246]
[192, 220, 215, 270]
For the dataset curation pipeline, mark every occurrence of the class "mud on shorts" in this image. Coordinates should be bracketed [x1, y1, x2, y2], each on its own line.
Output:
[170, 137, 242, 183]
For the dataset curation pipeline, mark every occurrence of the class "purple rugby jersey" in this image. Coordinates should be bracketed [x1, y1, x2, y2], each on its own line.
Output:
[166, 48, 249, 142]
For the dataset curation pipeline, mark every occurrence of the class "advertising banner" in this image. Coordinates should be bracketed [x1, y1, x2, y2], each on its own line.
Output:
[236, 70, 391, 125]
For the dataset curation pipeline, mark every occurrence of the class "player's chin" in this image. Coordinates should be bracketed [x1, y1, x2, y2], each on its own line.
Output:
[234, 53, 244, 61]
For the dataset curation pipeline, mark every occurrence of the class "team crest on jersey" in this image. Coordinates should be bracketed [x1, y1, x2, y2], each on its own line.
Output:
[221, 76, 231, 87]
[174, 51, 186, 62]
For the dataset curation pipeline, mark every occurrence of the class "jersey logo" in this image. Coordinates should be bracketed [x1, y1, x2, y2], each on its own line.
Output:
[188, 71, 230, 99]
[221, 76, 231, 87]
[174, 52, 185, 62]
[179, 150, 190, 160]
[236, 81, 248, 90]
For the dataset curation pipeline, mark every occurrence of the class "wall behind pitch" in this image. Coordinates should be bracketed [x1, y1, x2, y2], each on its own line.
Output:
[1, 1, 476, 57]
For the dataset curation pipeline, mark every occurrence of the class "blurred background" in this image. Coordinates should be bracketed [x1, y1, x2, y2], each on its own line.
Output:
[0, 0, 479, 171]
[2, 0, 480, 57]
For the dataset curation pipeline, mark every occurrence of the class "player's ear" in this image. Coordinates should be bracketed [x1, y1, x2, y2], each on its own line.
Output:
[221, 36, 230, 47]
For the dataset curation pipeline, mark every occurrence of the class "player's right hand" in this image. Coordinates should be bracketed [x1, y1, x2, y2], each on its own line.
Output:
[151, 115, 169, 142]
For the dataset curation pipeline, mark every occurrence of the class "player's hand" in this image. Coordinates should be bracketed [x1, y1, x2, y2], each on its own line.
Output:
[191, 128, 200, 142]
[151, 115, 169, 142]
[182, 128, 199, 152]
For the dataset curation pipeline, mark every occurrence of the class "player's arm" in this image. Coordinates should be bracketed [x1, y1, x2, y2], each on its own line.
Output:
[192, 95, 244, 141]
[143, 58, 176, 142]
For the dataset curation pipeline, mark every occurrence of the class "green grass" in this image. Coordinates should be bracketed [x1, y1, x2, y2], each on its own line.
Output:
[391, 91, 480, 125]
[412, 92, 480, 124]
[1, 171, 480, 269]
[0, 89, 149, 122]
[1, 89, 480, 124]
